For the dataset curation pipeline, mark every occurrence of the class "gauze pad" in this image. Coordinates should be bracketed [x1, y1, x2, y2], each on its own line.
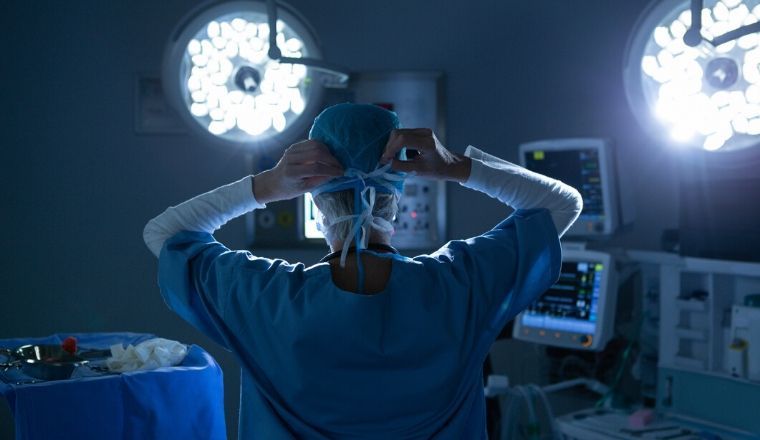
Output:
[106, 338, 188, 372]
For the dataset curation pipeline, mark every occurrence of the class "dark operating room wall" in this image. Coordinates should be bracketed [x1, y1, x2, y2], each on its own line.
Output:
[1, 0, 673, 437]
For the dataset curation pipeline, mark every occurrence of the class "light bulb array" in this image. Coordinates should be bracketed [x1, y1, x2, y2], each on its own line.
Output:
[640, 0, 760, 150]
[182, 14, 308, 139]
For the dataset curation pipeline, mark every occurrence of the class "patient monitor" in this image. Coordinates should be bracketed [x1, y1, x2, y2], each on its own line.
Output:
[519, 138, 621, 237]
[513, 249, 616, 351]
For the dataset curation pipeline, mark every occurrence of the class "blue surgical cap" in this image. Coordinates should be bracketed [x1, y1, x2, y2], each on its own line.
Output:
[307, 103, 407, 285]
[309, 103, 405, 196]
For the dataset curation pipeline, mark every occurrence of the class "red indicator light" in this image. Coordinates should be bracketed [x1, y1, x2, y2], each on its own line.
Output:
[411, 211, 418, 219]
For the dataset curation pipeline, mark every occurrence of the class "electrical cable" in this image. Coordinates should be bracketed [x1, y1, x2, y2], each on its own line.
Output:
[500, 389, 522, 440]
[529, 384, 561, 440]
[498, 392, 515, 440]
[516, 385, 541, 440]
[595, 312, 646, 408]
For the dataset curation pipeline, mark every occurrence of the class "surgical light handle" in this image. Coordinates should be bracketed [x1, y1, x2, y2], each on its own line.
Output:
[266, 0, 349, 85]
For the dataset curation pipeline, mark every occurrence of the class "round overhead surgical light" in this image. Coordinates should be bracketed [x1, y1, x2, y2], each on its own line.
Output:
[163, 1, 325, 148]
[624, 0, 760, 152]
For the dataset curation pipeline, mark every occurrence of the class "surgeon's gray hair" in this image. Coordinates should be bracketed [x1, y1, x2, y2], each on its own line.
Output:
[313, 190, 399, 245]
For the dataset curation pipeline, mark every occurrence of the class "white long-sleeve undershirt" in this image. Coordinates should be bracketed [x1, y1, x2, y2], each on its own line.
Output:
[143, 176, 263, 257]
[143, 146, 583, 258]
[461, 146, 583, 237]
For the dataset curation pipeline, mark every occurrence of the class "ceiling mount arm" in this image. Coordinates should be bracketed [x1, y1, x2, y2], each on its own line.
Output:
[265, 0, 349, 85]
[711, 21, 760, 47]
[683, 0, 703, 47]
[266, 0, 282, 60]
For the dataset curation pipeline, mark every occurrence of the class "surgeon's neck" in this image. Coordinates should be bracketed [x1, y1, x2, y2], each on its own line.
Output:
[329, 232, 392, 253]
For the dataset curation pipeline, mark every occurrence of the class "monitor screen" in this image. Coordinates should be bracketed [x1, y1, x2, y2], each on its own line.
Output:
[513, 249, 615, 351]
[520, 139, 618, 236]
[519, 260, 604, 335]
[524, 149, 604, 219]
[303, 193, 322, 239]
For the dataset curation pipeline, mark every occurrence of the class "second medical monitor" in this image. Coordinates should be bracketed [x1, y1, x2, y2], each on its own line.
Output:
[519, 138, 620, 237]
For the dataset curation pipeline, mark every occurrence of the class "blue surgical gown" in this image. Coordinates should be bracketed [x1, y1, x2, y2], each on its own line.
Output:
[158, 208, 561, 439]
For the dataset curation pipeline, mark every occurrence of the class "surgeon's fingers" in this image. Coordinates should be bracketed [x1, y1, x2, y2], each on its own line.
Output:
[288, 142, 343, 170]
[286, 140, 329, 158]
[302, 176, 337, 189]
[388, 158, 425, 173]
[288, 140, 326, 155]
[301, 149, 343, 169]
[381, 129, 432, 162]
[284, 140, 314, 155]
[288, 162, 344, 179]
[289, 152, 343, 172]
[381, 129, 434, 163]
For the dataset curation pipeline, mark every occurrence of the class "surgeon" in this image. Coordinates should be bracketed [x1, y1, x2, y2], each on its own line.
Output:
[143, 103, 582, 439]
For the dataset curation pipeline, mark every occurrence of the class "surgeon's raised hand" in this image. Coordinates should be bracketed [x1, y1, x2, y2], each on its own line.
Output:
[253, 140, 344, 204]
[380, 129, 471, 182]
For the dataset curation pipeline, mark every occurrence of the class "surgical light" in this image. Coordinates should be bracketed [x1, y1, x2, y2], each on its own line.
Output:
[624, 0, 760, 151]
[163, 1, 346, 149]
